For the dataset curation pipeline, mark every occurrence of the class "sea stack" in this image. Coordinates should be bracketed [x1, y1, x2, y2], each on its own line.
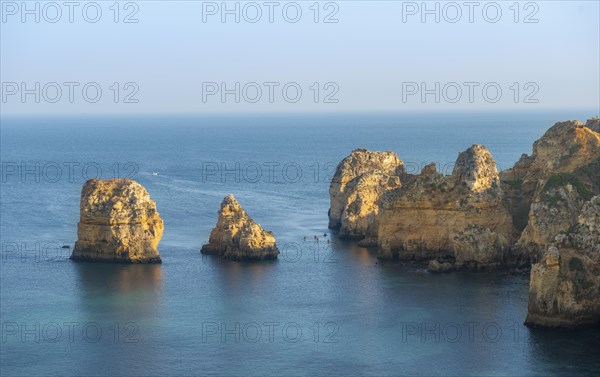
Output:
[201, 195, 279, 260]
[328, 149, 404, 241]
[71, 179, 164, 263]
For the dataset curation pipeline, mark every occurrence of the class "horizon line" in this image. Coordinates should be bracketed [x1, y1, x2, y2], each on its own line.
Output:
[2, 108, 599, 120]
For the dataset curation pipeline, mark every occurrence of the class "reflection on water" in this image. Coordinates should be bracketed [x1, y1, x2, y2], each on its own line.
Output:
[526, 327, 600, 375]
[204, 256, 278, 293]
[346, 242, 378, 267]
[71, 262, 165, 374]
[74, 262, 164, 320]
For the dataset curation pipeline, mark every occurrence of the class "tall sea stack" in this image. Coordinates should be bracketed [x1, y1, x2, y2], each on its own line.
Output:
[71, 179, 164, 263]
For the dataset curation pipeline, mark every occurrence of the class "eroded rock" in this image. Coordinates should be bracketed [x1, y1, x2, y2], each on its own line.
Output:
[525, 196, 600, 328]
[328, 118, 600, 277]
[503, 119, 600, 184]
[428, 260, 454, 273]
[516, 181, 590, 262]
[71, 179, 164, 263]
[328, 149, 404, 236]
[453, 144, 500, 192]
[508, 120, 600, 263]
[339, 172, 401, 239]
[377, 145, 516, 270]
[201, 195, 279, 260]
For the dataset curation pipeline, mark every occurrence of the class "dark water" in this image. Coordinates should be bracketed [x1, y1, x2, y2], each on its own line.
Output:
[1, 112, 599, 376]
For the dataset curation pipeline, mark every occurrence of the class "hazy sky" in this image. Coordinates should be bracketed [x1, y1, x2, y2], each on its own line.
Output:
[1, 0, 599, 115]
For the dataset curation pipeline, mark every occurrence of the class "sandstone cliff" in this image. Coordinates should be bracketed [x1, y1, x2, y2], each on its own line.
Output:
[503, 119, 600, 184]
[339, 172, 402, 240]
[504, 119, 600, 264]
[326, 118, 600, 327]
[328, 149, 404, 240]
[71, 179, 164, 263]
[525, 195, 600, 328]
[201, 195, 279, 260]
[377, 145, 516, 270]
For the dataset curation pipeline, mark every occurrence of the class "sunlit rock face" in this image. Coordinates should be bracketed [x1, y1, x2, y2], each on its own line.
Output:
[201, 195, 279, 261]
[505, 119, 600, 184]
[339, 172, 402, 240]
[525, 196, 600, 328]
[505, 119, 600, 264]
[71, 179, 164, 263]
[328, 149, 404, 240]
[377, 145, 516, 270]
[452, 144, 500, 192]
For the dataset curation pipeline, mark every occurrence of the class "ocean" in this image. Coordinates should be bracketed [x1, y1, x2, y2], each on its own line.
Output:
[1, 112, 599, 376]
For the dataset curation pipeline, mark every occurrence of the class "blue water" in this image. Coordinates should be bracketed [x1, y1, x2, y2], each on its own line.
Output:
[1, 112, 599, 376]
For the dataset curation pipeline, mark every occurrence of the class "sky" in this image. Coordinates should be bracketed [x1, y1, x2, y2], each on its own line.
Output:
[1, 0, 599, 115]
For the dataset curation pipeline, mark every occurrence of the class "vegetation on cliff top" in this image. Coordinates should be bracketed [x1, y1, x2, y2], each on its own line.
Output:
[543, 173, 593, 202]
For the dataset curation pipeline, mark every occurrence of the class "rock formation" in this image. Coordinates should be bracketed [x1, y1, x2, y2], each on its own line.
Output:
[377, 145, 516, 270]
[328, 149, 404, 240]
[503, 119, 600, 184]
[587, 118, 600, 133]
[504, 119, 600, 264]
[325, 118, 600, 326]
[525, 196, 600, 328]
[339, 172, 401, 240]
[71, 179, 164, 263]
[329, 120, 599, 270]
[201, 195, 279, 260]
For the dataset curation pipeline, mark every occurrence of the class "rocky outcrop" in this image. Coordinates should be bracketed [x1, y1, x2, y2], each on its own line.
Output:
[377, 145, 516, 270]
[325, 118, 600, 326]
[339, 172, 401, 239]
[586, 118, 600, 133]
[515, 168, 596, 262]
[71, 179, 164, 263]
[525, 196, 600, 328]
[428, 260, 453, 273]
[201, 195, 279, 260]
[327, 118, 599, 275]
[453, 144, 500, 192]
[328, 149, 404, 239]
[506, 119, 600, 264]
[502, 119, 600, 184]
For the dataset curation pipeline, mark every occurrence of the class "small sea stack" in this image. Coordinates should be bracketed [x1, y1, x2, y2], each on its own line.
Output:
[201, 194, 279, 261]
[71, 178, 164, 263]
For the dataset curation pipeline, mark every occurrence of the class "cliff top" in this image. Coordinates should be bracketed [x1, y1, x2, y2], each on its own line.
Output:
[505, 119, 600, 183]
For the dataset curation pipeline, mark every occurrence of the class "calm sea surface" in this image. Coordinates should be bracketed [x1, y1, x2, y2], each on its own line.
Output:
[1, 112, 599, 376]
